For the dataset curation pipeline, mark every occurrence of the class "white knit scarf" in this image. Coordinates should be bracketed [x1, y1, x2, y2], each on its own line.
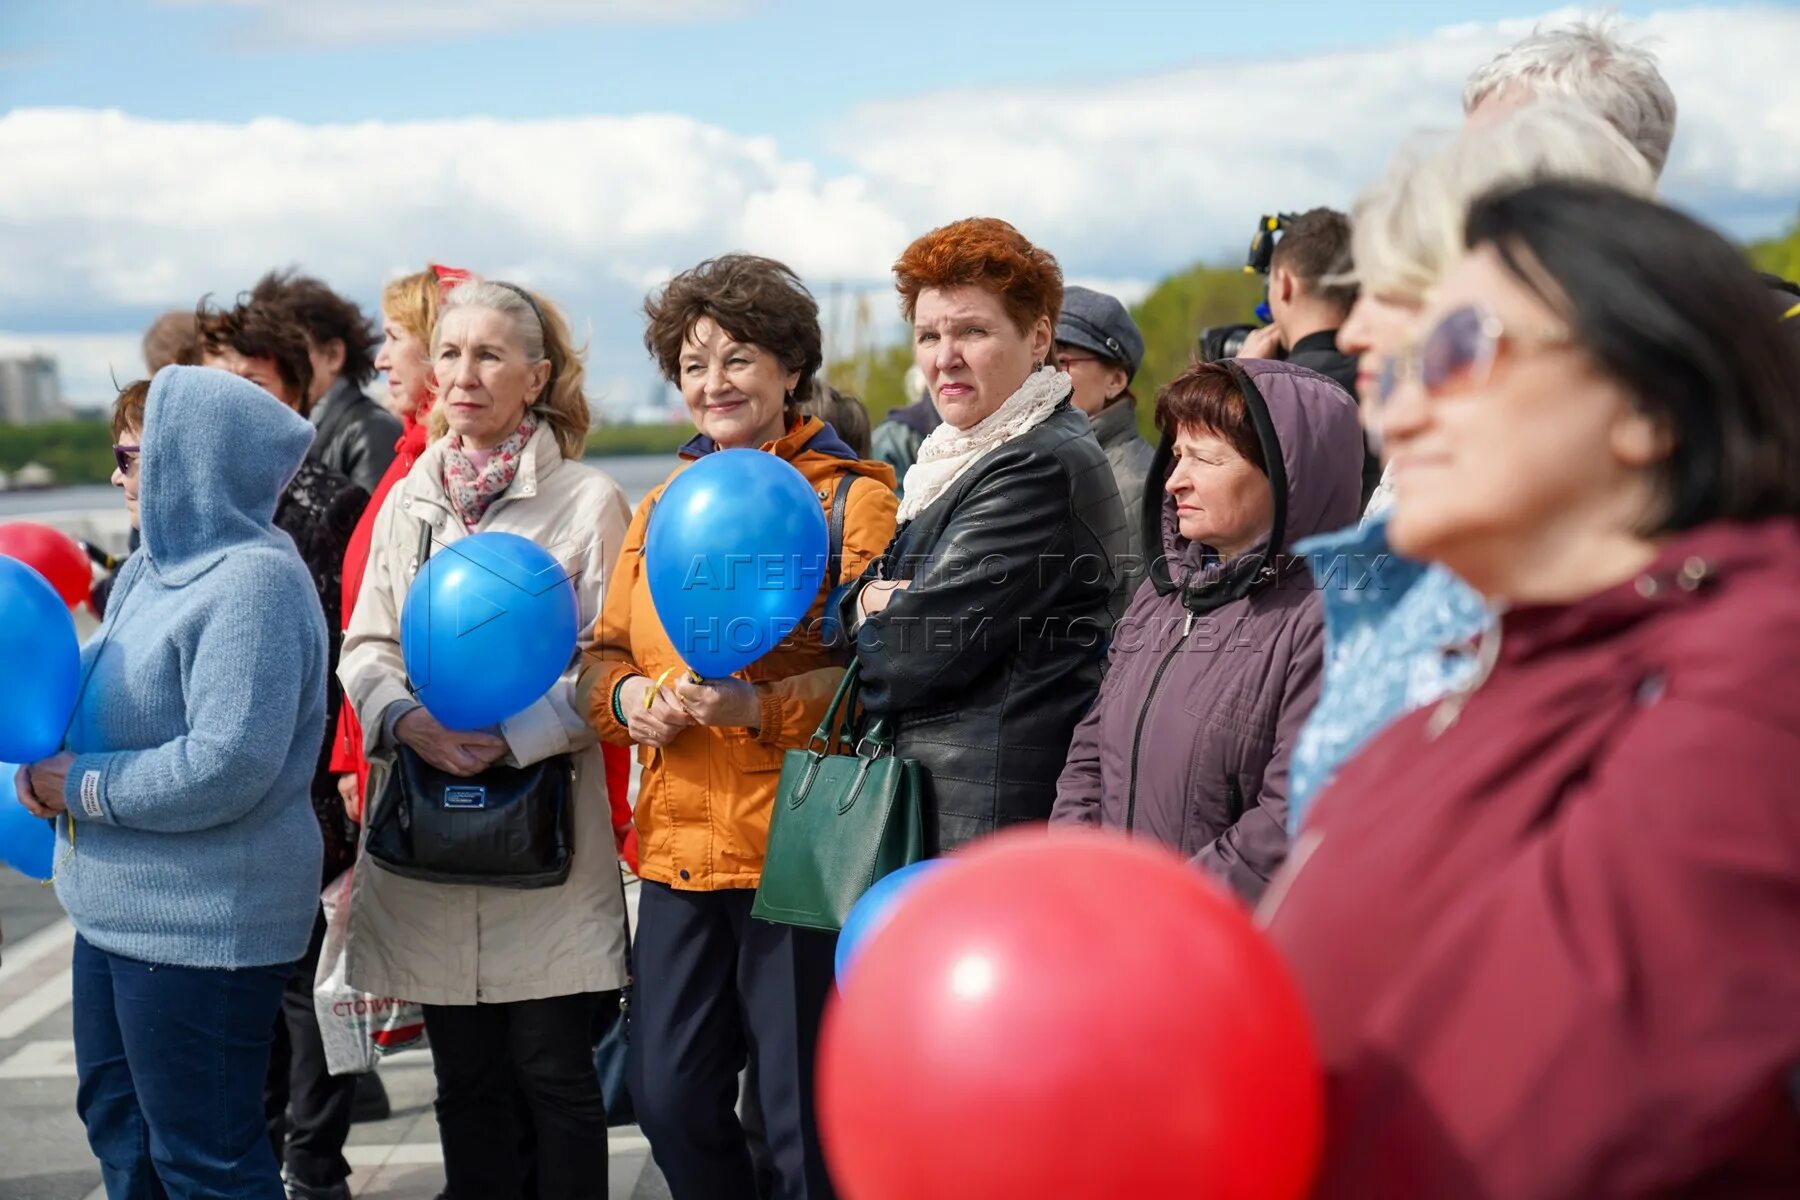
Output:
[896, 367, 1070, 524]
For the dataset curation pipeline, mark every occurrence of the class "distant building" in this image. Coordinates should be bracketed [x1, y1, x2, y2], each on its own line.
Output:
[0, 355, 70, 425]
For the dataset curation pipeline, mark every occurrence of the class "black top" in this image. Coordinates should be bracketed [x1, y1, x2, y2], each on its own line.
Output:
[844, 400, 1128, 852]
[274, 457, 370, 883]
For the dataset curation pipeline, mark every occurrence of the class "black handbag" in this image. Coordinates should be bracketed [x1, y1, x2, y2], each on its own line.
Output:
[361, 518, 576, 890]
[364, 747, 575, 888]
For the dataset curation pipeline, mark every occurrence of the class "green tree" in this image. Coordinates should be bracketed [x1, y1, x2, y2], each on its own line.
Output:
[1749, 212, 1800, 287]
[1127, 265, 1267, 441]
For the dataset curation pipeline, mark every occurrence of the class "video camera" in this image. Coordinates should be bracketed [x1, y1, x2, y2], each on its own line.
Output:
[1196, 212, 1300, 363]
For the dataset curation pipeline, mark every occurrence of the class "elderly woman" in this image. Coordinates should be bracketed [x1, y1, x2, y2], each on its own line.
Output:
[840, 218, 1127, 853]
[1264, 181, 1800, 1196]
[1285, 103, 1657, 832]
[580, 254, 897, 1200]
[340, 280, 632, 1200]
[15, 369, 328, 1198]
[1050, 359, 1361, 899]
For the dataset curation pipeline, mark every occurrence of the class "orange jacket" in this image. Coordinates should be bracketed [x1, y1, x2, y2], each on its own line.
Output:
[580, 417, 898, 891]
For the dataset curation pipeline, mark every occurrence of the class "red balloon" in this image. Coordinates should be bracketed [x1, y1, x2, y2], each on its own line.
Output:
[0, 522, 91, 609]
[817, 828, 1322, 1200]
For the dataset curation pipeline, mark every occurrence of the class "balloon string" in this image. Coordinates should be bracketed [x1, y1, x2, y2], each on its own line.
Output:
[646, 665, 702, 709]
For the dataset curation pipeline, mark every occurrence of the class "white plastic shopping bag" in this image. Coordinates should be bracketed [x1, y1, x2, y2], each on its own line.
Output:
[312, 868, 428, 1075]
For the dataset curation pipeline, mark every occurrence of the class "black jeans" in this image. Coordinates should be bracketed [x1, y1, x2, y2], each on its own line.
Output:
[422, 991, 617, 1200]
[265, 909, 358, 1188]
[629, 883, 837, 1200]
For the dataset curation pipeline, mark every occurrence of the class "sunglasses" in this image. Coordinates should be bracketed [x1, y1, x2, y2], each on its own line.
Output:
[112, 444, 141, 474]
[1376, 304, 1572, 406]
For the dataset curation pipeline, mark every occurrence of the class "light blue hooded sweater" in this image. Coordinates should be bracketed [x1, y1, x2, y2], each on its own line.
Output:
[55, 367, 327, 969]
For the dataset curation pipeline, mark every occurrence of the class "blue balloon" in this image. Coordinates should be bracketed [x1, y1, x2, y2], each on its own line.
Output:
[835, 859, 949, 983]
[646, 450, 829, 679]
[0, 556, 80, 763]
[400, 532, 580, 732]
[0, 765, 55, 881]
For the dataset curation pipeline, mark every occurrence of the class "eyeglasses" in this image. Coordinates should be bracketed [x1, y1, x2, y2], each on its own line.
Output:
[112, 444, 141, 474]
[1055, 353, 1102, 371]
[1375, 303, 1572, 406]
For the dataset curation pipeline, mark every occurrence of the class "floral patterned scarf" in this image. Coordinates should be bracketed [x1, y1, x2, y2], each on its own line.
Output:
[440, 411, 539, 531]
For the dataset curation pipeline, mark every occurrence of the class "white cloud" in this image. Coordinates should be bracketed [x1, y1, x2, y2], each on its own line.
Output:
[5, 6, 1797, 412]
[157, 0, 749, 48]
[827, 5, 1800, 275]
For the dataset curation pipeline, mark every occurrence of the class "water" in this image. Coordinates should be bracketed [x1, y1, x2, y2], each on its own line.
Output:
[0, 454, 679, 556]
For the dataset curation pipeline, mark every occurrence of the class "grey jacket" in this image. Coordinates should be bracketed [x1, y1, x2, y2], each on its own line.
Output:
[1050, 360, 1363, 902]
[310, 377, 402, 494]
[1090, 399, 1155, 611]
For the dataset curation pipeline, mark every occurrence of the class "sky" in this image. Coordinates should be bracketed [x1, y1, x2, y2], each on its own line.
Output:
[1, 0, 1797, 412]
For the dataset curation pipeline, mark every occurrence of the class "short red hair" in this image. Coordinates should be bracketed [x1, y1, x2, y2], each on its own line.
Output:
[893, 217, 1063, 336]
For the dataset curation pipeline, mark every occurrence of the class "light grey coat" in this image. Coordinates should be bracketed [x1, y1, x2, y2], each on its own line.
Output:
[339, 423, 632, 1005]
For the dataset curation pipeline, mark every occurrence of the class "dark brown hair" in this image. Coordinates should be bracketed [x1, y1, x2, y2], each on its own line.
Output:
[251, 268, 378, 387]
[894, 217, 1063, 336]
[1153, 362, 1268, 475]
[643, 255, 822, 414]
[799, 381, 872, 458]
[1468, 180, 1800, 529]
[1270, 208, 1357, 312]
[195, 297, 314, 413]
[142, 311, 200, 374]
[112, 379, 150, 441]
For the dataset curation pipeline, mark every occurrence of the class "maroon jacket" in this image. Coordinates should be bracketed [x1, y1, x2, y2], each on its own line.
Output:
[1263, 518, 1800, 1198]
[1050, 359, 1362, 901]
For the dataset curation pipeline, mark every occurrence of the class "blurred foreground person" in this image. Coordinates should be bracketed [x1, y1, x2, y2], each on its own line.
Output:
[1265, 181, 1800, 1198]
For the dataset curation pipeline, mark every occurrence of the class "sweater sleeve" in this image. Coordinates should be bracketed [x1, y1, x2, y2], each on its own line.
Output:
[500, 482, 632, 766]
[65, 562, 322, 833]
[1317, 701, 1800, 1199]
[1191, 611, 1323, 901]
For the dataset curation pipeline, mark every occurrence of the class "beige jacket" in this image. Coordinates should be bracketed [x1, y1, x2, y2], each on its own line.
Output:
[339, 424, 632, 1005]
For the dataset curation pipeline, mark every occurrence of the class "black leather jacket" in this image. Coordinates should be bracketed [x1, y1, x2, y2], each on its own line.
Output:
[843, 399, 1127, 852]
[310, 378, 402, 494]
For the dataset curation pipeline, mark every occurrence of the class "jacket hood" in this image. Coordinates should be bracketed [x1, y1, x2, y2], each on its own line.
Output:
[1144, 359, 1362, 613]
[141, 366, 315, 582]
[679, 416, 897, 489]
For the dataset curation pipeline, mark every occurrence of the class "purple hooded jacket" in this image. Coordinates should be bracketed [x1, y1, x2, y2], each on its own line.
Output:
[1050, 359, 1362, 901]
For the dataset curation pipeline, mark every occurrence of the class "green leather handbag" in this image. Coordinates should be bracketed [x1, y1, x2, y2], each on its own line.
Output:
[751, 661, 926, 932]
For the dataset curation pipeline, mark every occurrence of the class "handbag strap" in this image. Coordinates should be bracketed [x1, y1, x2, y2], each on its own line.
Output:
[805, 659, 863, 754]
[826, 472, 855, 592]
[415, 516, 434, 566]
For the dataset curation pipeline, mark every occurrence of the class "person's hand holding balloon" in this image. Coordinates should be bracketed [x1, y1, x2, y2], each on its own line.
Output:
[395, 708, 508, 777]
[674, 676, 760, 731]
[618, 676, 695, 747]
[21, 752, 73, 818]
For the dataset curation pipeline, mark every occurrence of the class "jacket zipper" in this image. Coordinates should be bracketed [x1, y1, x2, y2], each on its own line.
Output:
[1126, 609, 1195, 832]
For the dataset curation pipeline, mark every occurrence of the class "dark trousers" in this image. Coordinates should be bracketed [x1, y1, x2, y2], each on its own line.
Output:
[72, 934, 290, 1200]
[421, 991, 616, 1200]
[264, 909, 358, 1188]
[629, 883, 837, 1200]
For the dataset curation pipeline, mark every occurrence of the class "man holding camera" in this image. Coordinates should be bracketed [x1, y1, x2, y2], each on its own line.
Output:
[1238, 208, 1381, 502]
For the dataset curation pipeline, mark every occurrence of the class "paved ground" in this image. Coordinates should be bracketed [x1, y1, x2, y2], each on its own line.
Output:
[0, 870, 672, 1199]
[0, 874, 675, 1200]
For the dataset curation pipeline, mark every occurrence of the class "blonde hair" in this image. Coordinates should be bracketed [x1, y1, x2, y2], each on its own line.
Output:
[1464, 15, 1676, 178]
[382, 269, 441, 347]
[431, 280, 591, 459]
[1351, 102, 1656, 301]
